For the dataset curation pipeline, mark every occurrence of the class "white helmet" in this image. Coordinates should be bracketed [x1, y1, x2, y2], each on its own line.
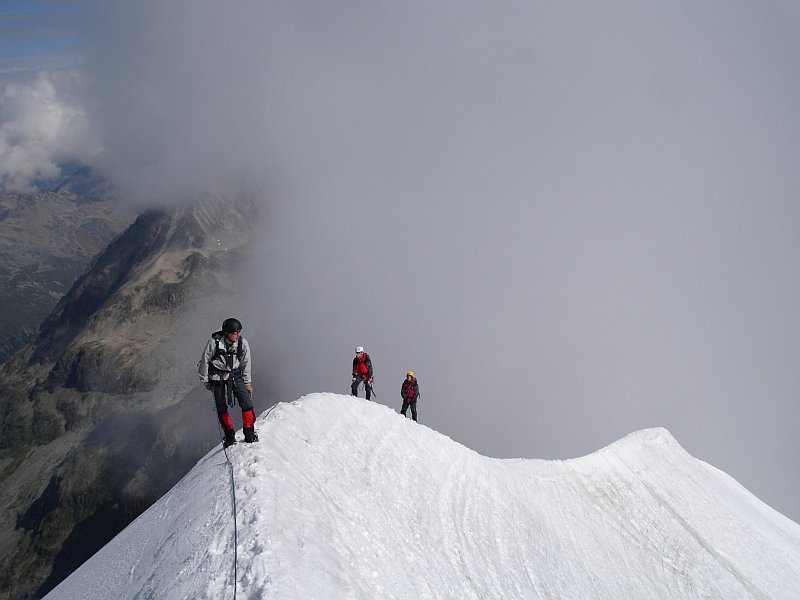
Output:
[355, 346, 364, 353]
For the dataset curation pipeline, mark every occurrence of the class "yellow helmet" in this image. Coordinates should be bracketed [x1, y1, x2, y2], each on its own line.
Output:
[407, 371, 414, 377]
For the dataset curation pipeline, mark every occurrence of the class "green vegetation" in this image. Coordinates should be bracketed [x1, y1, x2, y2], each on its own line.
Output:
[0, 256, 87, 363]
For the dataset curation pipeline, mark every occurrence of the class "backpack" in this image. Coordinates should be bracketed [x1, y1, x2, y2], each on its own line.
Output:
[211, 330, 244, 363]
[196, 333, 244, 378]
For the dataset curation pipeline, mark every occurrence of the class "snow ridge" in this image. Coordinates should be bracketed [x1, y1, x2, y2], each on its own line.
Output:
[47, 393, 800, 600]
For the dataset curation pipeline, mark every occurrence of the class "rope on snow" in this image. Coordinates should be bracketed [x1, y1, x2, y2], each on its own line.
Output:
[212, 394, 239, 599]
[212, 397, 280, 599]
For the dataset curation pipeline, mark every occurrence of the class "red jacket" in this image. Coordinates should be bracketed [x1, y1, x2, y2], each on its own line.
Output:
[401, 377, 419, 402]
[352, 352, 373, 380]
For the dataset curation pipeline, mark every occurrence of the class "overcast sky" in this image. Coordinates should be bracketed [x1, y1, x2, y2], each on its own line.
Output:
[2, 1, 799, 524]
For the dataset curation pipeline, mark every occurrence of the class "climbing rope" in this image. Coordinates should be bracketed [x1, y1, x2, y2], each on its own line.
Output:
[212, 397, 280, 599]
[213, 396, 239, 599]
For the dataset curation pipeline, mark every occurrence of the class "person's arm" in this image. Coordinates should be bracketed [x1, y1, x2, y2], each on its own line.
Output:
[199, 339, 214, 388]
[240, 339, 253, 393]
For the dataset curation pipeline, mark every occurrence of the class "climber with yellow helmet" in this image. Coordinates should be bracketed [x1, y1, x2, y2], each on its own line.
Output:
[400, 371, 420, 421]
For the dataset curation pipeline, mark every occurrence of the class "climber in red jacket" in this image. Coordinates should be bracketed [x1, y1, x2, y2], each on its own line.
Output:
[351, 346, 374, 400]
[400, 371, 420, 421]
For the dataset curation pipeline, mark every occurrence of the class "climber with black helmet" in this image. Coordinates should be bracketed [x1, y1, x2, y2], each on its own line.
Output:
[351, 346, 374, 400]
[199, 318, 258, 446]
[400, 371, 420, 421]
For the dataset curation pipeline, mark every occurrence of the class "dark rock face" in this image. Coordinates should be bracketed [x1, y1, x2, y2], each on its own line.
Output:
[63, 343, 154, 394]
[33, 211, 170, 365]
[0, 193, 257, 600]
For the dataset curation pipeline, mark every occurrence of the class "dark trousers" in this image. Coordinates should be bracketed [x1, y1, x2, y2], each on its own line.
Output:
[351, 378, 372, 400]
[212, 378, 253, 423]
[401, 401, 417, 421]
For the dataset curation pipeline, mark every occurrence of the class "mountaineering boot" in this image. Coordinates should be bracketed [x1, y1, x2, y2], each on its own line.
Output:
[223, 428, 237, 448]
[243, 427, 259, 443]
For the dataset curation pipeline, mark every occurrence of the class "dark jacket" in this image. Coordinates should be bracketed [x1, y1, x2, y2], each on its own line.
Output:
[353, 352, 373, 380]
[401, 377, 419, 402]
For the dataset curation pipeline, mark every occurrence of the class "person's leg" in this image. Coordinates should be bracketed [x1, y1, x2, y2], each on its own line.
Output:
[401, 401, 409, 417]
[410, 402, 417, 422]
[212, 382, 236, 446]
[365, 382, 372, 400]
[351, 378, 360, 396]
[234, 379, 258, 442]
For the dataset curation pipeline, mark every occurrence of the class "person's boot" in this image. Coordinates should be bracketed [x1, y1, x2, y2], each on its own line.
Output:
[243, 427, 259, 443]
[223, 428, 236, 448]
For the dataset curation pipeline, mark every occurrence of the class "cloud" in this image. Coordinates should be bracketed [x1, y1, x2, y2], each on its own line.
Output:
[63, 1, 800, 524]
[0, 69, 99, 192]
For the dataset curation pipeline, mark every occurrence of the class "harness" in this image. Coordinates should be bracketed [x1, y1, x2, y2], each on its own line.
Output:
[208, 332, 244, 407]
[211, 334, 244, 368]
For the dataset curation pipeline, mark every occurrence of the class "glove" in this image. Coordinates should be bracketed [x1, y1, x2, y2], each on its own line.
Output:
[352, 377, 356, 382]
[227, 395, 235, 407]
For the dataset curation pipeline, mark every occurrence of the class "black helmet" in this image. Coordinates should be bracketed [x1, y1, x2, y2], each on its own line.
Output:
[222, 318, 243, 333]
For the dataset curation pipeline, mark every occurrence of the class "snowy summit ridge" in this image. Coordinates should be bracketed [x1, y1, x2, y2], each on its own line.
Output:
[48, 393, 800, 599]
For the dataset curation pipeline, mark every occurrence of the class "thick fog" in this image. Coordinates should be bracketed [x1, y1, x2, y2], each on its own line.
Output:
[14, 2, 800, 522]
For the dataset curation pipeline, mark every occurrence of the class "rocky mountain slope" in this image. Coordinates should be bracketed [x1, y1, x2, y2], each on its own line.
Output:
[0, 193, 257, 600]
[0, 168, 134, 363]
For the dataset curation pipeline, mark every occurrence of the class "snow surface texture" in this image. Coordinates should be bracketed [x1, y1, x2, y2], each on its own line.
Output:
[47, 393, 800, 599]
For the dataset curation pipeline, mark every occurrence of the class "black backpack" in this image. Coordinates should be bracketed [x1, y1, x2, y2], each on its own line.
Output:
[210, 331, 243, 369]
